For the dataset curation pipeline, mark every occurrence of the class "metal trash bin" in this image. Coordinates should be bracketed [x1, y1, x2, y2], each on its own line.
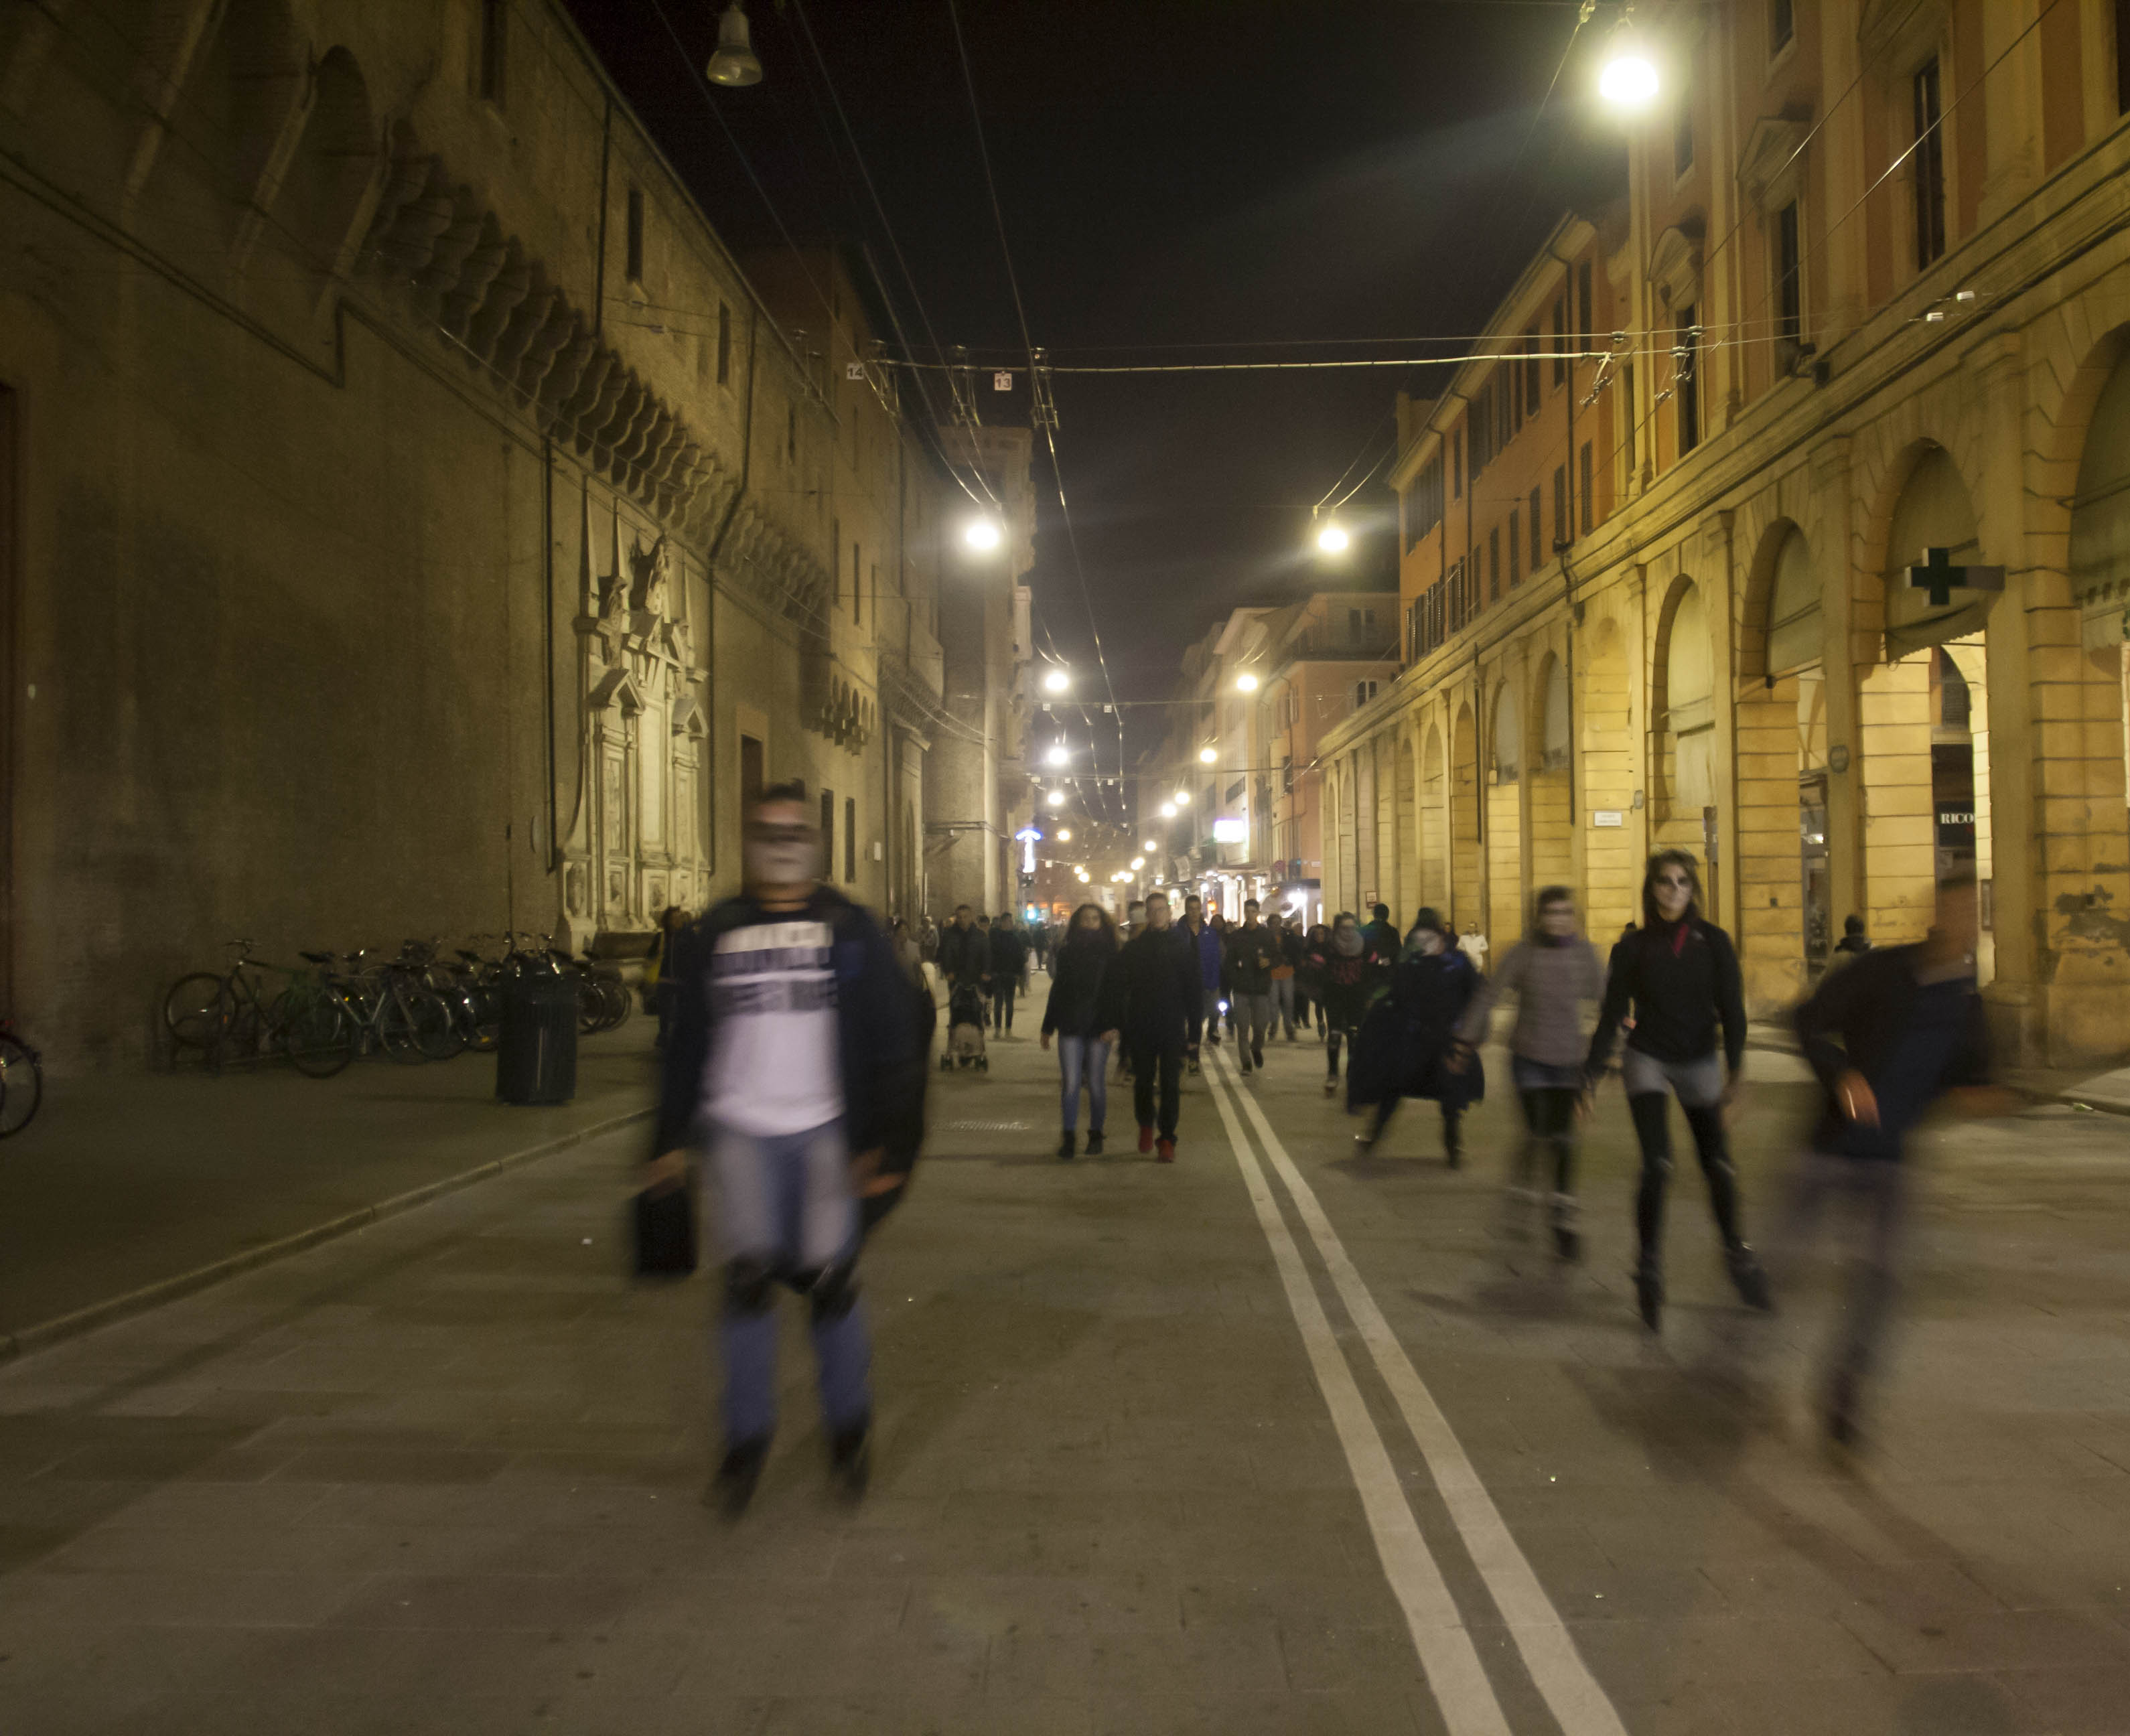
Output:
[496, 970, 579, 1104]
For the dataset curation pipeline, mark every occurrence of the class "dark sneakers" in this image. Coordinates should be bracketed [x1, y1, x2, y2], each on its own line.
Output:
[1727, 1246, 1774, 1312]
[830, 1418, 871, 1502]
[709, 1437, 770, 1518]
[1252, 1043, 1265, 1069]
[1084, 1130, 1105, 1156]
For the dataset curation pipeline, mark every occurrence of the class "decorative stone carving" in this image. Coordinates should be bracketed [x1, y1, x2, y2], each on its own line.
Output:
[1737, 108, 1812, 214]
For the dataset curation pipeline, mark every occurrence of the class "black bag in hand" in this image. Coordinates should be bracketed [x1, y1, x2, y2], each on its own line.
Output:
[632, 1182, 697, 1279]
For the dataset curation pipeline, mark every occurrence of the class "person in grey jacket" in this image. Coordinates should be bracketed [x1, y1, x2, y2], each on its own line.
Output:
[1455, 885, 1605, 1260]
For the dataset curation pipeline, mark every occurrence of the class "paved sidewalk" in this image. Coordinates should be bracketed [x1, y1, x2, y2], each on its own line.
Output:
[0, 1024, 658, 1341]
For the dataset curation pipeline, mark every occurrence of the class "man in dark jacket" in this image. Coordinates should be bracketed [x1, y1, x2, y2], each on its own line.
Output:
[1585, 849, 1767, 1331]
[1224, 899, 1281, 1075]
[1096, 891, 1200, 1161]
[1180, 894, 1224, 1069]
[935, 906, 985, 995]
[1787, 871, 2007, 1443]
[987, 918, 1027, 1035]
[650, 784, 920, 1516]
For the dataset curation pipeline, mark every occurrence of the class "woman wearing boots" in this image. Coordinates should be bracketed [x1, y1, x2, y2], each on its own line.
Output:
[1456, 887, 1605, 1258]
[1309, 912, 1393, 1096]
[1041, 903, 1117, 1159]
[1585, 851, 1770, 1330]
[1349, 910, 1482, 1165]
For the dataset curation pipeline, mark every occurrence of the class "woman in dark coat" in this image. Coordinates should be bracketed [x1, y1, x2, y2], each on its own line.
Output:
[1307, 913, 1393, 1094]
[1040, 903, 1117, 1159]
[1348, 908, 1484, 1165]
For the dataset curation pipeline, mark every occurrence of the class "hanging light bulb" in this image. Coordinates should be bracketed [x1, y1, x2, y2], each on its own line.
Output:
[1042, 667, 1070, 694]
[1316, 522, 1350, 555]
[1598, 13, 1659, 110]
[705, 3, 764, 86]
[1131, 857, 1145, 870]
[1234, 672, 1259, 693]
[1045, 744, 1069, 768]
[1046, 788, 1065, 808]
[963, 517, 1003, 552]
[1158, 803, 1176, 819]
[1174, 791, 1192, 806]
[1198, 746, 1218, 764]
[1056, 828, 1072, 841]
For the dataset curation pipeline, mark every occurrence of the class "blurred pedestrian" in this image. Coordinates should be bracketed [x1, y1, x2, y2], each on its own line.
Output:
[650, 784, 918, 1516]
[1456, 887, 1604, 1258]
[1180, 894, 1224, 1070]
[1458, 922, 1490, 969]
[988, 914, 1026, 1036]
[936, 906, 983, 996]
[1225, 898, 1280, 1076]
[1267, 912, 1300, 1040]
[649, 904, 689, 1051]
[1297, 922, 1330, 1039]
[1585, 850, 1769, 1333]
[1349, 910, 1481, 1165]
[1042, 903, 1117, 1159]
[1364, 901, 1398, 958]
[1833, 914, 1871, 957]
[1097, 890, 1199, 1162]
[1309, 912, 1393, 1096]
[891, 918, 923, 987]
[1786, 871, 2009, 1443]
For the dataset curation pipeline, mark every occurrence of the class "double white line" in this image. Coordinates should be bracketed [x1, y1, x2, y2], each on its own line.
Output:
[1202, 1047, 1628, 1736]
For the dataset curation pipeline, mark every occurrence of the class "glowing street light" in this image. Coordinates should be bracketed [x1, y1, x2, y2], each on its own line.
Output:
[1131, 857, 1145, 870]
[1316, 522, 1350, 555]
[1158, 803, 1176, 819]
[1045, 744, 1069, 768]
[1234, 672, 1259, 693]
[1598, 29, 1660, 109]
[1046, 788, 1065, 808]
[705, 3, 764, 86]
[963, 517, 1003, 552]
[1057, 828, 1072, 841]
[1042, 667, 1070, 695]
[1142, 839, 1156, 851]
[1174, 790, 1192, 806]
[1198, 746, 1218, 764]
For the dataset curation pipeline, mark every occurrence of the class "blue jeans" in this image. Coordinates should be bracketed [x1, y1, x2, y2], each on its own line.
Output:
[1057, 1034, 1110, 1132]
[707, 1118, 871, 1445]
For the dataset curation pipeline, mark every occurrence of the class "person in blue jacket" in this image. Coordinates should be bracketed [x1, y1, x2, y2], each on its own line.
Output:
[1346, 909, 1484, 1166]
[1180, 893, 1225, 1070]
[649, 783, 920, 1518]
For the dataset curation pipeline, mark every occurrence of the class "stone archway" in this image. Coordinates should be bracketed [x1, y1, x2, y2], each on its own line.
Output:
[1652, 577, 1716, 871]
[1529, 653, 1573, 893]
[1579, 616, 1635, 938]
[1450, 702, 1481, 937]
[1486, 679, 1522, 949]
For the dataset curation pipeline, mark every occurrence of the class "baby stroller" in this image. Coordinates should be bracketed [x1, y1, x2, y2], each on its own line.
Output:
[942, 980, 990, 1071]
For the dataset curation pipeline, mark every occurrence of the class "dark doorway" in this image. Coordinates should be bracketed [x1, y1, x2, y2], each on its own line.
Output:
[1800, 773, 1829, 978]
[739, 733, 764, 812]
[0, 386, 13, 1013]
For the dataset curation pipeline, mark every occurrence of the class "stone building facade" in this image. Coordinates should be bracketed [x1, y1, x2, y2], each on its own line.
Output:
[1320, 0, 2130, 1066]
[0, 0, 1024, 1064]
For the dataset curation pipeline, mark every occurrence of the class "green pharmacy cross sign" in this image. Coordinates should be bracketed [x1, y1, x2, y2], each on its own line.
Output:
[1907, 546, 2005, 609]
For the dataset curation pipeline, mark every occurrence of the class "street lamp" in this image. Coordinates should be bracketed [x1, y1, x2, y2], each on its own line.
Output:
[1158, 803, 1176, 819]
[1316, 522, 1350, 555]
[1598, 16, 1660, 110]
[1234, 672, 1259, 693]
[1174, 790, 1192, 806]
[1045, 744, 1069, 768]
[1198, 746, 1218, 764]
[1056, 828, 1072, 841]
[963, 517, 1003, 552]
[705, 3, 764, 86]
[1046, 788, 1065, 808]
[1131, 857, 1145, 869]
[1142, 839, 1156, 851]
[1042, 666, 1070, 695]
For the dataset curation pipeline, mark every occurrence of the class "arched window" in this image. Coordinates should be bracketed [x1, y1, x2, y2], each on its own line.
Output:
[1765, 527, 1821, 675]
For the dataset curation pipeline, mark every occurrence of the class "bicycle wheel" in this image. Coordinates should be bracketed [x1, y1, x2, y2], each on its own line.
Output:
[378, 989, 429, 1064]
[280, 992, 355, 1079]
[0, 1035, 41, 1136]
[576, 979, 604, 1035]
[411, 985, 462, 1061]
[599, 978, 632, 1033]
[163, 973, 228, 1049]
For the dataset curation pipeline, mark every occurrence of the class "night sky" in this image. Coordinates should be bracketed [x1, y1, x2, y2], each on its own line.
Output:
[563, 0, 1624, 743]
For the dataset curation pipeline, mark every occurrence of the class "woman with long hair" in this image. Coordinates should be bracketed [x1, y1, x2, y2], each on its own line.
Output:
[1456, 887, 1605, 1258]
[1041, 902, 1119, 1159]
[1585, 850, 1770, 1329]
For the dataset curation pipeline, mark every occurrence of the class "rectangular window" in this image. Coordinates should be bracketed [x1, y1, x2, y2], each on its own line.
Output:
[1677, 307, 1701, 454]
[717, 303, 732, 385]
[1675, 64, 1695, 175]
[1622, 361, 1636, 472]
[1579, 440, 1593, 534]
[1363, 607, 1376, 630]
[1553, 465, 1568, 552]
[1551, 297, 1567, 386]
[867, 563, 876, 630]
[739, 735, 764, 812]
[625, 188, 644, 283]
[1530, 487, 1543, 569]
[1354, 681, 1378, 709]
[1508, 509, 1522, 587]
[1512, 352, 1524, 435]
[851, 540, 860, 616]
[477, 0, 507, 104]
[1577, 260, 1593, 347]
[1775, 200, 1802, 342]
[1488, 526, 1500, 601]
[786, 407, 796, 461]
[1771, 0, 1794, 54]
[1348, 607, 1362, 638]
[831, 519, 841, 605]
[2120, 0, 2130, 114]
[821, 790, 835, 875]
[845, 797, 856, 881]
[1914, 58, 1946, 269]
[1451, 429, 1463, 498]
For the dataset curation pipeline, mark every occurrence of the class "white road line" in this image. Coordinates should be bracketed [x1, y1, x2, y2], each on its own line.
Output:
[1202, 1059, 1512, 1736]
[1212, 1048, 1632, 1736]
